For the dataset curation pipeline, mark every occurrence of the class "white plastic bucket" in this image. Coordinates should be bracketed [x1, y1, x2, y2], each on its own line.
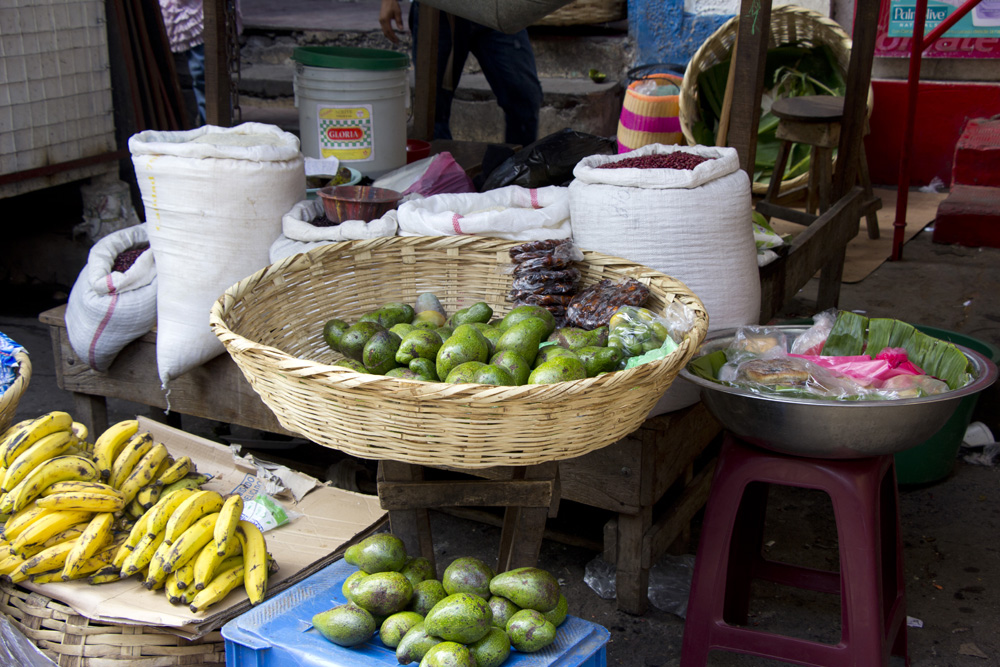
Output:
[293, 46, 410, 179]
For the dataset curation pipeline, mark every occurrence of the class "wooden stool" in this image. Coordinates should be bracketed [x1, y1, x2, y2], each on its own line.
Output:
[376, 460, 560, 574]
[756, 95, 882, 240]
[680, 435, 908, 666]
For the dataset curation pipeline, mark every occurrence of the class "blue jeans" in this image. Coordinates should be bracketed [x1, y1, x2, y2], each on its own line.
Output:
[187, 43, 206, 126]
[409, 4, 543, 145]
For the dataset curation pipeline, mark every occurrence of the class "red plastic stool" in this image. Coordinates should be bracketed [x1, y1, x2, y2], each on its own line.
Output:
[681, 434, 909, 666]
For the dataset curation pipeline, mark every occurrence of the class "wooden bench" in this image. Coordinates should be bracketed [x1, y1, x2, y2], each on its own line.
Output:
[40, 303, 719, 614]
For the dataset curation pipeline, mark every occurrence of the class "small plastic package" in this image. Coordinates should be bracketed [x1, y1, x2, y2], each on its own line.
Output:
[565, 278, 651, 330]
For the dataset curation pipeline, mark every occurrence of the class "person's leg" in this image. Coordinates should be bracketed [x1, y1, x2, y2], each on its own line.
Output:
[187, 43, 206, 126]
[470, 25, 542, 146]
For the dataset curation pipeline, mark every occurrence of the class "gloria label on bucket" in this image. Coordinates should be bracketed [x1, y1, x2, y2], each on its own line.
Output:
[293, 46, 410, 178]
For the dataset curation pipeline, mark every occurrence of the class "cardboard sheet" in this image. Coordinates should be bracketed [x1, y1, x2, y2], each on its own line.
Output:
[18, 417, 387, 638]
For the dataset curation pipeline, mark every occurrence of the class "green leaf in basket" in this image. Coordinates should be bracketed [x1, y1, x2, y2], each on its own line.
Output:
[904, 331, 971, 390]
[687, 350, 728, 382]
[864, 317, 895, 358]
[821, 310, 868, 356]
[888, 320, 917, 350]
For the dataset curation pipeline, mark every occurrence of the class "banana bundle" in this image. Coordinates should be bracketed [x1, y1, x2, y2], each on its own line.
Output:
[0, 414, 276, 614]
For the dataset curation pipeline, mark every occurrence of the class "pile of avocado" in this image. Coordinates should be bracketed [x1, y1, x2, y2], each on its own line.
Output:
[312, 533, 569, 666]
[322, 293, 627, 384]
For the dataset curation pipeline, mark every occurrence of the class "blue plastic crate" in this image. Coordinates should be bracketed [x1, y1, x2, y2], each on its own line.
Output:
[223, 558, 609, 667]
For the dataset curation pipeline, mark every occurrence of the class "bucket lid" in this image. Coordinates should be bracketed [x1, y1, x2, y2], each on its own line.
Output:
[292, 46, 409, 70]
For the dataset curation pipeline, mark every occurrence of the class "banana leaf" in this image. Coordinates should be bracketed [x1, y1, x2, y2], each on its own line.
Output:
[821, 310, 868, 356]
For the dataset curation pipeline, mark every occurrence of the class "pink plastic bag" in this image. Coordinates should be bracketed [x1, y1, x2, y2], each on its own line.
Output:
[791, 347, 924, 383]
[402, 152, 476, 197]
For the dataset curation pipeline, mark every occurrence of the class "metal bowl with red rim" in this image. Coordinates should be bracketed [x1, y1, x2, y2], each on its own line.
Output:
[317, 185, 403, 223]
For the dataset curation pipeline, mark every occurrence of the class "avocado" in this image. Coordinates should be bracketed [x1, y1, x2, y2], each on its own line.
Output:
[445, 361, 486, 384]
[488, 567, 561, 612]
[423, 592, 493, 643]
[448, 302, 493, 327]
[418, 641, 476, 667]
[340, 321, 386, 363]
[312, 603, 376, 647]
[505, 608, 556, 653]
[344, 533, 408, 574]
[532, 344, 579, 368]
[415, 292, 447, 317]
[408, 357, 439, 382]
[397, 329, 445, 365]
[385, 367, 421, 380]
[499, 305, 556, 336]
[400, 556, 435, 587]
[360, 302, 415, 328]
[494, 318, 545, 366]
[548, 326, 608, 350]
[436, 325, 490, 381]
[467, 627, 510, 667]
[542, 593, 569, 627]
[334, 359, 368, 373]
[395, 622, 442, 664]
[473, 365, 516, 386]
[471, 323, 500, 356]
[351, 571, 414, 617]
[322, 318, 350, 353]
[363, 329, 402, 375]
[488, 350, 531, 386]
[342, 569, 368, 603]
[528, 356, 587, 384]
[390, 322, 417, 339]
[577, 346, 625, 376]
[487, 595, 520, 629]
[380, 611, 425, 649]
[413, 310, 447, 328]
[409, 578, 448, 616]
[434, 326, 454, 343]
[442, 557, 495, 599]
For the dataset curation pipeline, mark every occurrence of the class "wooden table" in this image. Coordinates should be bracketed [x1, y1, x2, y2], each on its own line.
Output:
[40, 303, 719, 613]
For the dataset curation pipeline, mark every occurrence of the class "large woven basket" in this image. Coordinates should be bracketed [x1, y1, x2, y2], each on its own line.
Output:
[534, 0, 625, 25]
[0, 349, 31, 433]
[210, 236, 708, 469]
[678, 4, 874, 196]
[0, 580, 225, 666]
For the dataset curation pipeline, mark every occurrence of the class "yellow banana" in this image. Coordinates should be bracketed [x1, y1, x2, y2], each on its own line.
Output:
[213, 494, 243, 557]
[144, 536, 176, 589]
[40, 522, 90, 548]
[136, 483, 162, 511]
[62, 512, 114, 579]
[0, 501, 48, 541]
[157, 456, 192, 487]
[117, 442, 168, 504]
[1, 429, 77, 493]
[174, 559, 196, 590]
[114, 510, 153, 569]
[0, 553, 26, 576]
[1, 455, 101, 515]
[189, 556, 245, 613]
[0, 411, 74, 468]
[37, 491, 125, 513]
[161, 473, 210, 496]
[236, 520, 268, 605]
[70, 422, 88, 443]
[93, 420, 139, 481]
[30, 569, 67, 584]
[126, 498, 145, 519]
[10, 539, 78, 582]
[144, 487, 200, 539]
[41, 480, 121, 497]
[12, 510, 94, 554]
[165, 572, 185, 604]
[161, 512, 219, 576]
[62, 543, 118, 580]
[0, 419, 33, 444]
[152, 456, 173, 481]
[122, 529, 166, 577]
[109, 433, 154, 490]
[87, 566, 123, 584]
[164, 490, 223, 545]
[193, 537, 241, 591]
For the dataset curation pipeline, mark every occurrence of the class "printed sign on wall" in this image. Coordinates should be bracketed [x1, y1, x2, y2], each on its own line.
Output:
[876, 0, 1000, 57]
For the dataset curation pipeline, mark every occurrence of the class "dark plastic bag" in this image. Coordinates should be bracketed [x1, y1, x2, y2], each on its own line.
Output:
[481, 128, 617, 191]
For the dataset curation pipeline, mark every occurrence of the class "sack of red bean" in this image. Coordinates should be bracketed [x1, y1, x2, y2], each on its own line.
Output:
[505, 238, 584, 323]
[568, 143, 760, 416]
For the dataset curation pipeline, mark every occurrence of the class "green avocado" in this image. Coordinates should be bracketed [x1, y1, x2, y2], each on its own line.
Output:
[409, 578, 449, 616]
[351, 571, 414, 617]
[467, 627, 511, 667]
[445, 361, 486, 384]
[397, 329, 444, 365]
[396, 622, 442, 664]
[400, 557, 436, 587]
[473, 365, 516, 386]
[390, 322, 417, 339]
[359, 302, 415, 328]
[532, 344, 579, 368]
[334, 358, 368, 373]
[471, 323, 501, 356]
[363, 329, 402, 375]
[499, 305, 556, 336]
[312, 603, 376, 647]
[548, 326, 608, 350]
[436, 325, 490, 381]
[342, 569, 368, 603]
[488, 567, 561, 612]
[505, 609, 556, 653]
[442, 556, 495, 599]
[494, 318, 545, 366]
[542, 593, 569, 627]
[322, 318, 350, 353]
[423, 592, 493, 644]
[408, 357, 439, 381]
[344, 533, 408, 574]
[413, 310, 447, 328]
[418, 641, 476, 667]
[380, 611, 425, 649]
[340, 321, 386, 363]
[528, 356, 587, 384]
[576, 346, 625, 376]
[488, 350, 531, 385]
[448, 301, 494, 327]
[386, 367, 421, 380]
[487, 595, 520, 629]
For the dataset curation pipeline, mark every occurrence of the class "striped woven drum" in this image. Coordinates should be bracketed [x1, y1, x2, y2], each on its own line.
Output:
[616, 73, 685, 153]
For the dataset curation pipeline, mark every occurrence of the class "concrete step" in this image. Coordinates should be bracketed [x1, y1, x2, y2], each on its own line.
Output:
[933, 184, 1000, 248]
[952, 118, 1000, 188]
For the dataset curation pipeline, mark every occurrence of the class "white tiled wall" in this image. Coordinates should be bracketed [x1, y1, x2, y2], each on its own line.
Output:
[0, 0, 117, 199]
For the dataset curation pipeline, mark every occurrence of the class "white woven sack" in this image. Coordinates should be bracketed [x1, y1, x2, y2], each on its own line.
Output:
[65, 224, 157, 373]
[570, 144, 760, 415]
[129, 123, 304, 388]
[396, 185, 571, 240]
[270, 199, 399, 263]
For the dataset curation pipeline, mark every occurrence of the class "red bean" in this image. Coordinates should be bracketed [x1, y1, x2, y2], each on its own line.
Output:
[597, 153, 713, 170]
[112, 244, 150, 273]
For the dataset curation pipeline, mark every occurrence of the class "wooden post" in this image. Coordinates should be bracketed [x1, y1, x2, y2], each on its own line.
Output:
[726, 0, 771, 177]
[412, 4, 440, 141]
[204, 0, 231, 126]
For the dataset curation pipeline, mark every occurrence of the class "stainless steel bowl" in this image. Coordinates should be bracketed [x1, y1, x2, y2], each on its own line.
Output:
[678, 326, 998, 459]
